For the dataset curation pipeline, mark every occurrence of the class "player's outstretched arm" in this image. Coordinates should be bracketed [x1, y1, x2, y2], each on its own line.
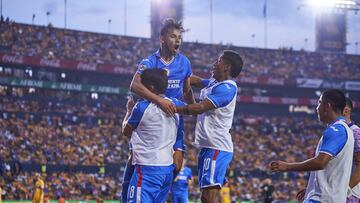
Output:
[190, 75, 206, 89]
[130, 73, 176, 115]
[183, 76, 195, 104]
[269, 152, 331, 172]
[176, 99, 215, 115]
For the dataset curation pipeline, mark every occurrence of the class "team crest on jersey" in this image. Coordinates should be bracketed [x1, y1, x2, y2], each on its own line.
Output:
[164, 68, 170, 76]
[139, 64, 147, 71]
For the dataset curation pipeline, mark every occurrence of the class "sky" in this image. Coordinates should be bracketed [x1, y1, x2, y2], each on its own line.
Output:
[2, 0, 360, 54]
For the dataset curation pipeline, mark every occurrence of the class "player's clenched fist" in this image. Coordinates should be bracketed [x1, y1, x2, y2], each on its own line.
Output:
[269, 161, 289, 172]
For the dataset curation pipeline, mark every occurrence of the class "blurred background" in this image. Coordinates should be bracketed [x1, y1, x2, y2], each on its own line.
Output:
[0, 0, 359, 202]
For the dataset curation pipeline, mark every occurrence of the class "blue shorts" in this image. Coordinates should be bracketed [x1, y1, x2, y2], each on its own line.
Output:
[127, 165, 174, 203]
[172, 193, 188, 203]
[198, 148, 232, 188]
[121, 158, 134, 203]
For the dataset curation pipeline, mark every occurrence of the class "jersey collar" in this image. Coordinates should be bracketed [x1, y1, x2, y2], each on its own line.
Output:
[331, 116, 346, 125]
[155, 49, 178, 66]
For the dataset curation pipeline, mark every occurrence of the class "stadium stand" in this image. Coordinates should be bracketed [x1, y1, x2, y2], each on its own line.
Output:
[0, 21, 359, 202]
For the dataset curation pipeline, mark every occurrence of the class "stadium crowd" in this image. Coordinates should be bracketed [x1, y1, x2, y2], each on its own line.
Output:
[0, 86, 324, 201]
[1, 21, 360, 80]
[1, 18, 359, 203]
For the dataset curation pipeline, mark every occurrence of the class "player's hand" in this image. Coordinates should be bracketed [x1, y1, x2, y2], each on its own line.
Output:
[126, 95, 135, 112]
[157, 97, 176, 116]
[269, 161, 288, 172]
[296, 188, 306, 202]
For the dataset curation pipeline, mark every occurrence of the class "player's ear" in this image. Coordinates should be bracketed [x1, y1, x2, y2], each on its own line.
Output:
[148, 85, 156, 93]
[160, 35, 165, 44]
[224, 63, 231, 73]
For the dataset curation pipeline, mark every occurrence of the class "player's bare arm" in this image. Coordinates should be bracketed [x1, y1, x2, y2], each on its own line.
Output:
[176, 99, 215, 115]
[350, 152, 360, 188]
[121, 96, 135, 137]
[182, 76, 195, 104]
[269, 152, 332, 172]
[190, 75, 206, 89]
[130, 73, 176, 115]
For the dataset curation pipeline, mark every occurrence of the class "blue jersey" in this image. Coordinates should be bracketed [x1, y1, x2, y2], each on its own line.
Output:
[171, 166, 193, 195]
[137, 50, 192, 100]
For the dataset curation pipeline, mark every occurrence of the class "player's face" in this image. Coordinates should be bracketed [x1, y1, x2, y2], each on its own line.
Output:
[343, 105, 351, 121]
[161, 28, 182, 55]
[316, 95, 328, 123]
[212, 54, 227, 81]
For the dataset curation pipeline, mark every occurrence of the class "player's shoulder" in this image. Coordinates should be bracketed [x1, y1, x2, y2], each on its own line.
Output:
[133, 100, 151, 112]
[177, 52, 191, 63]
[324, 122, 347, 137]
[139, 53, 157, 66]
[212, 81, 237, 92]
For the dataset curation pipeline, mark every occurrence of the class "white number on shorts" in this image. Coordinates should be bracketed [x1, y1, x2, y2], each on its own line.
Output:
[204, 158, 211, 170]
[129, 185, 135, 198]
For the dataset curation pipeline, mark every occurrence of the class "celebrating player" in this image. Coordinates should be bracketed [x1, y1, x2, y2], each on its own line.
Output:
[121, 18, 194, 202]
[176, 50, 244, 203]
[270, 89, 354, 203]
[122, 68, 185, 203]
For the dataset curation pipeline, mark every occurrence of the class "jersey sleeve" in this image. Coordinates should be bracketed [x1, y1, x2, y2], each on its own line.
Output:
[206, 83, 237, 108]
[353, 128, 360, 153]
[127, 101, 149, 129]
[319, 124, 348, 157]
[136, 58, 153, 75]
[172, 97, 186, 107]
[170, 98, 186, 151]
[187, 168, 193, 180]
[173, 116, 185, 151]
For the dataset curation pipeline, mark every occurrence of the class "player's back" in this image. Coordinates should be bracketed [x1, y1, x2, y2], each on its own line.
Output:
[131, 97, 183, 166]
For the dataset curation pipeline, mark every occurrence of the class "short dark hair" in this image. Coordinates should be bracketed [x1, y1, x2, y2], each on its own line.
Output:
[141, 69, 168, 94]
[322, 89, 346, 113]
[160, 18, 184, 36]
[222, 50, 244, 78]
[345, 97, 353, 111]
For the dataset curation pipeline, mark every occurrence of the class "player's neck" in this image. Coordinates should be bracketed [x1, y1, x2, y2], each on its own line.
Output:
[217, 76, 231, 82]
[160, 48, 174, 62]
[327, 113, 343, 125]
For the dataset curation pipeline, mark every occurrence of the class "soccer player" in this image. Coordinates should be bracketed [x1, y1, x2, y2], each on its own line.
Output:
[122, 68, 185, 203]
[32, 173, 44, 203]
[344, 98, 360, 203]
[270, 89, 354, 203]
[176, 50, 244, 203]
[171, 159, 193, 203]
[121, 18, 193, 203]
[122, 19, 194, 202]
